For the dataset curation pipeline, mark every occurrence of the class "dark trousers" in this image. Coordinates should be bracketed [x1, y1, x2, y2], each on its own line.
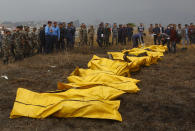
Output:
[154, 35, 160, 45]
[97, 37, 103, 48]
[67, 38, 74, 49]
[162, 39, 170, 46]
[59, 40, 65, 51]
[139, 33, 144, 43]
[119, 36, 126, 45]
[172, 41, 176, 53]
[45, 35, 53, 54]
[168, 41, 176, 53]
[112, 35, 118, 45]
[53, 36, 59, 51]
[123, 37, 127, 45]
[128, 34, 133, 42]
[104, 36, 110, 47]
[40, 40, 45, 53]
[132, 38, 139, 48]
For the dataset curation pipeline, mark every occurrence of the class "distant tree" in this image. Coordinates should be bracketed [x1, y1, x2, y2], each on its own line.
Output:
[127, 23, 136, 27]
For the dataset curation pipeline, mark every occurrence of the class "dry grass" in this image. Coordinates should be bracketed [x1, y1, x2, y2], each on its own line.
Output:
[0, 37, 195, 130]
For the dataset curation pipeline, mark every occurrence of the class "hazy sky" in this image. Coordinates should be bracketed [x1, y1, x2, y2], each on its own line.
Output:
[0, 0, 195, 25]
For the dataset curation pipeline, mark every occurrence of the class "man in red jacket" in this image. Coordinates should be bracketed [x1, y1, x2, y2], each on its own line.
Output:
[170, 25, 177, 53]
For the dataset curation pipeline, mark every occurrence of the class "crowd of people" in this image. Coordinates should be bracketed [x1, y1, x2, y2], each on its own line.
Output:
[0, 26, 40, 64]
[0, 21, 194, 64]
[148, 23, 195, 53]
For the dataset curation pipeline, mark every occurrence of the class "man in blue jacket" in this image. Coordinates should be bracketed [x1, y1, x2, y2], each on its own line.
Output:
[127, 24, 134, 43]
[45, 21, 54, 54]
[53, 22, 60, 52]
[132, 33, 145, 48]
[66, 23, 75, 49]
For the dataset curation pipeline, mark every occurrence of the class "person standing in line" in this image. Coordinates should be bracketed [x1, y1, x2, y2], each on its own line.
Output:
[164, 25, 171, 50]
[1, 30, 15, 64]
[148, 24, 154, 41]
[31, 27, 40, 54]
[122, 24, 127, 45]
[118, 24, 123, 45]
[153, 24, 161, 45]
[159, 24, 165, 34]
[82, 24, 88, 46]
[148, 24, 153, 35]
[137, 23, 145, 43]
[70, 22, 76, 46]
[39, 24, 46, 53]
[79, 24, 84, 46]
[52, 22, 60, 52]
[66, 23, 75, 49]
[12, 26, 25, 60]
[189, 23, 194, 44]
[177, 24, 182, 44]
[170, 25, 177, 53]
[23, 26, 32, 57]
[104, 23, 111, 47]
[88, 25, 95, 47]
[126, 24, 133, 44]
[97, 23, 105, 48]
[58, 23, 66, 51]
[45, 21, 54, 54]
[112, 23, 118, 45]
[0, 30, 2, 53]
[181, 24, 190, 48]
[62, 22, 68, 49]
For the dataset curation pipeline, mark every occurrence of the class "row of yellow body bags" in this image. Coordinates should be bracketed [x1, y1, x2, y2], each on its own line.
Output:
[10, 45, 167, 122]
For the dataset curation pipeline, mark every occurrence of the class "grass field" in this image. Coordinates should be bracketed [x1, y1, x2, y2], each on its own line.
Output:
[0, 41, 195, 130]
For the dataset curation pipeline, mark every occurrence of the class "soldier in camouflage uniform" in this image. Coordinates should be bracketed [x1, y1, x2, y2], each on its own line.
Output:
[1, 30, 15, 64]
[12, 26, 25, 60]
[79, 24, 84, 46]
[79, 24, 88, 46]
[82, 24, 88, 45]
[23, 26, 32, 57]
[88, 25, 94, 47]
[0, 31, 3, 57]
[30, 28, 40, 55]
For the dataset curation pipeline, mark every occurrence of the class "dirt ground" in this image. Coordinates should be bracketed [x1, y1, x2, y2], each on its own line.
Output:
[0, 45, 195, 131]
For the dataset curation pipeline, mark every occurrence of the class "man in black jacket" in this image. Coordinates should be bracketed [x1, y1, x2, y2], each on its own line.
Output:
[127, 24, 134, 43]
[118, 24, 124, 45]
[153, 24, 161, 45]
[104, 23, 111, 47]
[97, 23, 105, 48]
[59, 23, 67, 51]
[39, 24, 46, 53]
